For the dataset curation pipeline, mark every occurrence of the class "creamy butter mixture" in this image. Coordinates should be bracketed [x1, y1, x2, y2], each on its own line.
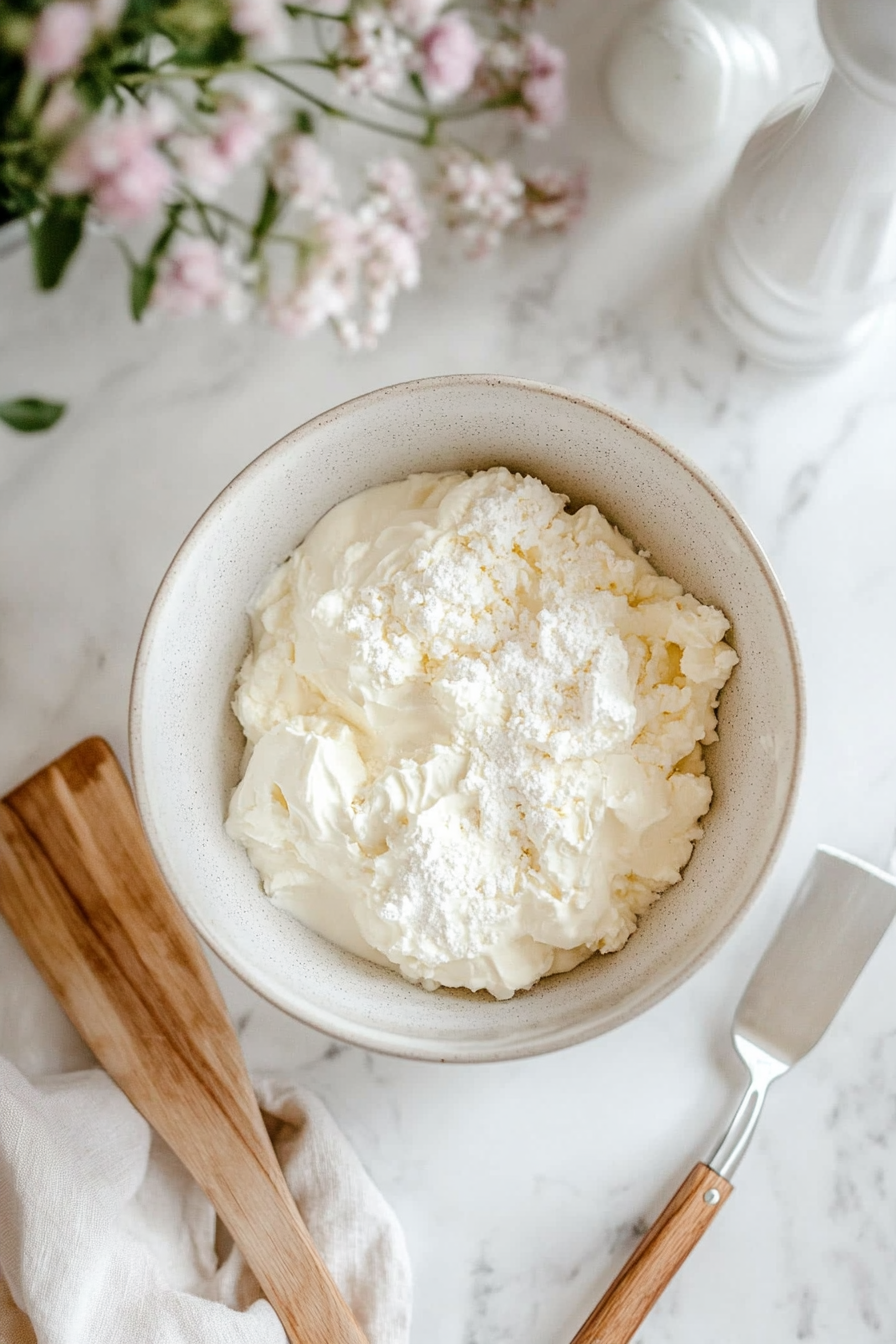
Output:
[226, 468, 738, 998]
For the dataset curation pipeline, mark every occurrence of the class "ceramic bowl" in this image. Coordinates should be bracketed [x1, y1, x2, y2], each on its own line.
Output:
[130, 375, 804, 1062]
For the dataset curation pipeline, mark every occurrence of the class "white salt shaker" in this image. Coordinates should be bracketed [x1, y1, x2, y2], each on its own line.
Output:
[701, 0, 896, 367]
[603, 0, 779, 159]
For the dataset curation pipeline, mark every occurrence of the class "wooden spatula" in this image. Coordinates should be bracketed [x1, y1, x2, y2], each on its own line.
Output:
[0, 736, 367, 1344]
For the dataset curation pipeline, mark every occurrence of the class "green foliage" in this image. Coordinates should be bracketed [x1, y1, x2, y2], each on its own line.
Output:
[0, 179, 38, 224]
[129, 262, 156, 319]
[169, 26, 242, 64]
[157, 0, 242, 66]
[0, 47, 23, 138]
[129, 204, 184, 319]
[0, 398, 66, 432]
[250, 178, 280, 259]
[0, 0, 564, 381]
[29, 195, 89, 288]
[74, 64, 120, 109]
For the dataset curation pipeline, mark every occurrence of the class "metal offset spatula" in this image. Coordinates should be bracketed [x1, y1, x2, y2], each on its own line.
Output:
[570, 845, 896, 1344]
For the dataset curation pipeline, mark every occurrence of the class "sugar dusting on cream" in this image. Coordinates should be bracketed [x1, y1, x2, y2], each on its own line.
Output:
[226, 467, 738, 998]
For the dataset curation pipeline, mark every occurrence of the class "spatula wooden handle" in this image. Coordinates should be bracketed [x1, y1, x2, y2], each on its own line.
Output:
[570, 1163, 732, 1344]
[0, 737, 366, 1344]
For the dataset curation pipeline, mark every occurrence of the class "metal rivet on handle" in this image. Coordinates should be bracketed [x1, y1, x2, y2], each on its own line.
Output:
[704, 1188, 721, 1205]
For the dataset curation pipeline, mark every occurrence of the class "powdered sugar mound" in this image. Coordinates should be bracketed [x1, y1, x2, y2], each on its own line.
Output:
[227, 467, 739, 998]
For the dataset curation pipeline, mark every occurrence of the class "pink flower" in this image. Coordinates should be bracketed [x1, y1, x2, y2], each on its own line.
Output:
[218, 86, 277, 161]
[270, 135, 338, 209]
[92, 143, 171, 222]
[522, 166, 586, 231]
[434, 149, 523, 256]
[39, 81, 84, 135]
[334, 218, 420, 350]
[229, 0, 287, 53]
[151, 238, 229, 317]
[144, 93, 178, 138]
[52, 109, 173, 224]
[388, 0, 443, 36]
[366, 157, 428, 241]
[311, 210, 361, 276]
[216, 111, 263, 165]
[268, 209, 361, 335]
[419, 12, 480, 104]
[362, 218, 419, 292]
[170, 87, 277, 198]
[92, 0, 125, 31]
[267, 276, 346, 336]
[519, 32, 566, 130]
[337, 11, 412, 98]
[27, 2, 93, 79]
[168, 136, 230, 197]
[485, 38, 523, 80]
[268, 191, 421, 349]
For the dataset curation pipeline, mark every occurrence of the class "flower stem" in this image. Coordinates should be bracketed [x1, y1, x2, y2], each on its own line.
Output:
[114, 236, 137, 267]
[172, 192, 254, 239]
[201, 201, 252, 229]
[284, 4, 350, 20]
[369, 90, 521, 126]
[253, 65, 429, 145]
[117, 65, 237, 86]
[263, 56, 335, 70]
[184, 194, 225, 243]
[14, 71, 44, 120]
[423, 93, 523, 121]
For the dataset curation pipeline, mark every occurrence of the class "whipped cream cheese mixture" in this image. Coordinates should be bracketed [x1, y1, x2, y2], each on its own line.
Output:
[226, 468, 738, 999]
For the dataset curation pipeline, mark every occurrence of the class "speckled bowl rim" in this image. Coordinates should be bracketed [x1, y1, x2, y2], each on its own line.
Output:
[129, 373, 805, 1062]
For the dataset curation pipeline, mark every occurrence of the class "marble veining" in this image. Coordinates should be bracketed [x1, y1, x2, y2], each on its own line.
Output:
[3, 0, 896, 1339]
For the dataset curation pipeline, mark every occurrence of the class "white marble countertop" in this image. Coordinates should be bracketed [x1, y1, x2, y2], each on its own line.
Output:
[3, 1, 896, 1340]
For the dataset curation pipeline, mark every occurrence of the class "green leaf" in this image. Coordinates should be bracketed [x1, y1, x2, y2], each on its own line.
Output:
[30, 196, 88, 289]
[150, 202, 184, 261]
[74, 67, 112, 109]
[109, 58, 154, 77]
[167, 25, 241, 65]
[130, 262, 156, 320]
[247, 179, 281, 263]
[252, 179, 279, 242]
[0, 398, 66, 433]
[294, 108, 314, 135]
[1, 183, 38, 220]
[129, 205, 184, 319]
[123, 0, 162, 22]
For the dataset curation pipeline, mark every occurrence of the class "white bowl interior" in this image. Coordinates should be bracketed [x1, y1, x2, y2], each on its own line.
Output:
[131, 376, 803, 1062]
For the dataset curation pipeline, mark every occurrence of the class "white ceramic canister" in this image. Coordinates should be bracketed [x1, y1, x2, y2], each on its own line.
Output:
[701, 0, 896, 368]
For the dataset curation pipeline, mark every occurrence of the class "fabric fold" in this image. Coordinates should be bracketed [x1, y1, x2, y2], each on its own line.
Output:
[0, 1057, 411, 1344]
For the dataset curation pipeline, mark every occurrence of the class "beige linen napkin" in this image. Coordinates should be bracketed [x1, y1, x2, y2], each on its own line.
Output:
[0, 919, 412, 1344]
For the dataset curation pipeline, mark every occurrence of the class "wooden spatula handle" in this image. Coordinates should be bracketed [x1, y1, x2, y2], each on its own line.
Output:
[0, 737, 366, 1344]
[570, 1163, 732, 1344]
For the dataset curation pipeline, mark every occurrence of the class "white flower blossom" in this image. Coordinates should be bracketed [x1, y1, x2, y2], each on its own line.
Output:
[336, 11, 412, 98]
[151, 238, 252, 320]
[366, 157, 429, 241]
[387, 0, 444, 35]
[271, 135, 339, 210]
[25, 0, 583, 352]
[434, 149, 524, 256]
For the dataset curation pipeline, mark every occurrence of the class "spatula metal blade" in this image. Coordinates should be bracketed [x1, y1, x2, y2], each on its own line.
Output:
[734, 846, 896, 1069]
